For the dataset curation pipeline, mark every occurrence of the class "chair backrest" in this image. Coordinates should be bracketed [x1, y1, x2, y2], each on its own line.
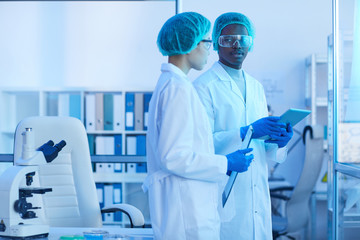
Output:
[286, 125, 324, 233]
[14, 116, 102, 228]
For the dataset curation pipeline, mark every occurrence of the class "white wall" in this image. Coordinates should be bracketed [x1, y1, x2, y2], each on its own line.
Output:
[0, 0, 332, 184]
[0, 1, 174, 90]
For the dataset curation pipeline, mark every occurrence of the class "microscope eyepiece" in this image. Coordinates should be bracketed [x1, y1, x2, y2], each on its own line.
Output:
[37, 140, 67, 163]
[55, 140, 66, 151]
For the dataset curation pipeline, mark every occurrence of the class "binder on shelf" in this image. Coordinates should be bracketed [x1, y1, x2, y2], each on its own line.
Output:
[136, 163, 147, 173]
[136, 135, 146, 156]
[134, 93, 144, 131]
[85, 94, 96, 131]
[95, 163, 106, 173]
[103, 184, 114, 223]
[96, 183, 104, 209]
[125, 93, 135, 130]
[104, 163, 115, 173]
[87, 134, 95, 155]
[58, 93, 70, 116]
[47, 93, 58, 116]
[69, 94, 81, 120]
[95, 93, 104, 131]
[126, 135, 137, 155]
[95, 163, 114, 173]
[114, 163, 124, 173]
[103, 93, 114, 131]
[114, 135, 122, 156]
[113, 94, 124, 131]
[143, 93, 152, 130]
[95, 136, 115, 155]
[113, 183, 122, 222]
[127, 163, 136, 174]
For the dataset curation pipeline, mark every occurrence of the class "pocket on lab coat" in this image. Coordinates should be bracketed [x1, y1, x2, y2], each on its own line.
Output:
[179, 178, 220, 236]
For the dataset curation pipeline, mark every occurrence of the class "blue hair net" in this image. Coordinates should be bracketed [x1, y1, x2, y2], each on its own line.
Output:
[212, 12, 255, 51]
[157, 12, 211, 56]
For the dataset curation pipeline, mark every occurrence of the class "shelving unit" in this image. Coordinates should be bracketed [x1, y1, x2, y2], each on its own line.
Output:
[305, 53, 328, 127]
[0, 88, 152, 226]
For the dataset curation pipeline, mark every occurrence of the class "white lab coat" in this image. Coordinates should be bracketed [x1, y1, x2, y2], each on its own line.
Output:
[194, 62, 287, 240]
[143, 63, 228, 240]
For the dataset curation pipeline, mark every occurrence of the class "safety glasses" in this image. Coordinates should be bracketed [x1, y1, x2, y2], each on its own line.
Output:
[218, 35, 252, 48]
[200, 39, 212, 50]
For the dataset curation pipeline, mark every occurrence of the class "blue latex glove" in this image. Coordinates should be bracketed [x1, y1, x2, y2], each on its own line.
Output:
[240, 116, 286, 139]
[226, 148, 254, 174]
[265, 124, 293, 148]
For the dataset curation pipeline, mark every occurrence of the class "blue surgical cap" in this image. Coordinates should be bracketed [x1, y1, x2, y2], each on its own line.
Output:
[157, 12, 211, 56]
[212, 12, 255, 51]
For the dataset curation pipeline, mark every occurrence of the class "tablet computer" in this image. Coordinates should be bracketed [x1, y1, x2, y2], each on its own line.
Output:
[222, 125, 253, 207]
[260, 108, 311, 140]
[279, 108, 311, 127]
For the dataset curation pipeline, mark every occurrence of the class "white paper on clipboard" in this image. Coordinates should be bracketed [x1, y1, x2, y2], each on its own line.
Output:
[222, 125, 253, 207]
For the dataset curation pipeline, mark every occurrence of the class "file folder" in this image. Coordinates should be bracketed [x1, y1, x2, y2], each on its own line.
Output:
[113, 94, 124, 131]
[114, 135, 122, 156]
[95, 93, 104, 131]
[114, 163, 124, 173]
[127, 163, 136, 174]
[103, 93, 114, 130]
[47, 93, 58, 116]
[222, 125, 253, 207]
[134, 93, 144, 131]
[143, 93, 152, 130]
[95, 136, 115, 155]
[87, 134, 95, 155]
[58, 93, 70, 116]
[96, 183, 104, 209]
[136, 163, 147, 173]
[136, 135, 146, 155]
[69, 94, 81, 120]
[126, 135, 137, 155]
[125, 93, 135, 130]
[95, 163, 106, 173]
[113, 183, 122, 222]
[104, 184, 114, 222]
[85, 94, 96, 131]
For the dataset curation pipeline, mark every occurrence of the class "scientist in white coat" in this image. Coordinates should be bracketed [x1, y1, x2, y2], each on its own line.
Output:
[194, 12, 293, 240]
[142, 12, 254, 240]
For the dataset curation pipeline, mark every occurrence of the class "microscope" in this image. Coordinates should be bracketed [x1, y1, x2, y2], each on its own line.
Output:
[0, 128, 66, 238]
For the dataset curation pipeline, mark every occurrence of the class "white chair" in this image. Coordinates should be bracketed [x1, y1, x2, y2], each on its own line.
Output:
[271, 125, 324, 239]
[13, 116, 144, 228]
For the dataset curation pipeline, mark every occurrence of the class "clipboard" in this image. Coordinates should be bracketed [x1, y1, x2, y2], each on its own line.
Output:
[222, 125, 253, 207]
[260, 108, 311, 140]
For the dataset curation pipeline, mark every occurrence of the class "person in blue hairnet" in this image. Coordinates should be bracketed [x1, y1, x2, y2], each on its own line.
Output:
[194, 12, 293, 240]
[142, 12, 254, 240]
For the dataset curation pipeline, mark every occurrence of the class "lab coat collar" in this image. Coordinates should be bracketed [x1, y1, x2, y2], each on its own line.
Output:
[161, 63, 188, 80]
[212, 61, 244, 102]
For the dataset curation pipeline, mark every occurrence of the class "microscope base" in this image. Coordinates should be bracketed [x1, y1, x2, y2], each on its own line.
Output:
[0, 224, 49, 239]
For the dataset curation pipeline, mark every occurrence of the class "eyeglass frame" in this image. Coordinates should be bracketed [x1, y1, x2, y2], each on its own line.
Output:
[218, 35, 252, 48]
[200, 39, 212, 50]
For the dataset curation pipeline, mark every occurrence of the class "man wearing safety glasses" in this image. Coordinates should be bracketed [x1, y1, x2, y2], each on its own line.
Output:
[194, 12, 293, 240]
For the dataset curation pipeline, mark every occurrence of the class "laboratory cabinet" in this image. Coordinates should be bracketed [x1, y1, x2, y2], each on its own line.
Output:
[0, 88, 152, 226]
[305, 53, 328, 127]
[305, 53, 329, 157]
[328, 0, 360, 239]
